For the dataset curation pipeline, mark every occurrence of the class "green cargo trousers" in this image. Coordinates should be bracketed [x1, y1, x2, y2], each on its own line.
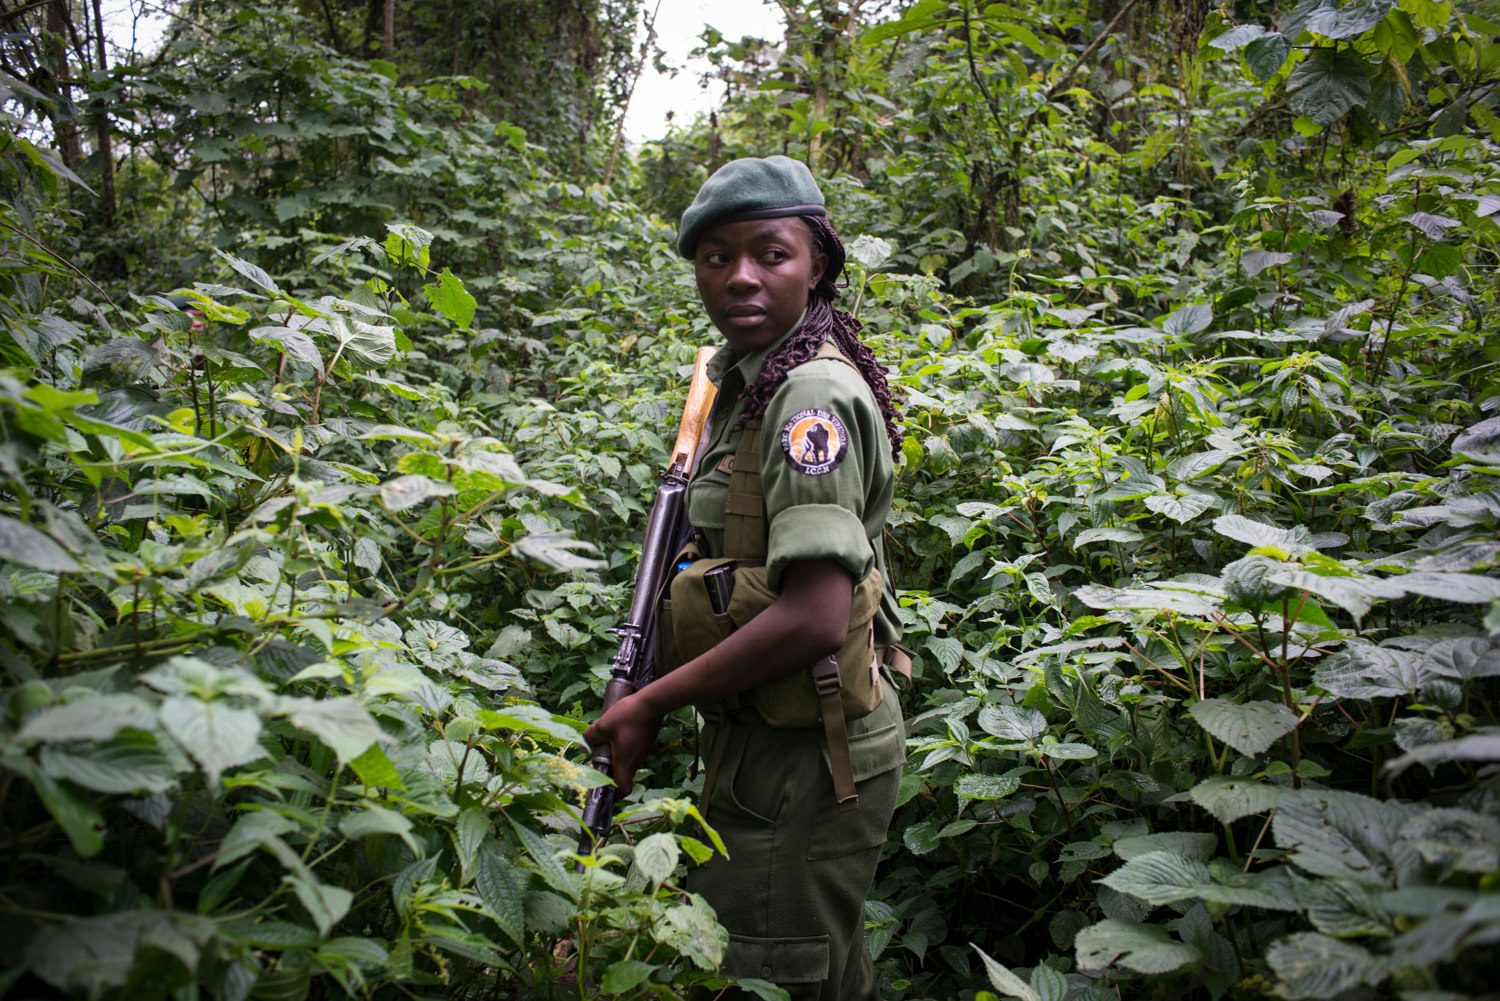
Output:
[687, 678, 905, 1001]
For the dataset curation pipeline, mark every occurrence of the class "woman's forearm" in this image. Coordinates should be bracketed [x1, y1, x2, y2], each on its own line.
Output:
[637, 557, 854, 716]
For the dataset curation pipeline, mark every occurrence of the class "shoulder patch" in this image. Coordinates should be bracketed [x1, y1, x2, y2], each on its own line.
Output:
[780, 408, 849, 475]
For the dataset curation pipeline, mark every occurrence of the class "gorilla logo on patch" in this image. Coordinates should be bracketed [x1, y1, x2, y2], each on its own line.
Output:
[781, 408, 849, 475]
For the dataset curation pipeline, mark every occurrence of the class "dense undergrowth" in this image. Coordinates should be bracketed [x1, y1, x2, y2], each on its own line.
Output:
[1, 0, 1499, 999]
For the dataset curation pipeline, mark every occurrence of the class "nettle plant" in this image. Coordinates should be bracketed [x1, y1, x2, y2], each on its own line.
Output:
[0, 222, 733, 1000]
[862, 129, 1499, 994]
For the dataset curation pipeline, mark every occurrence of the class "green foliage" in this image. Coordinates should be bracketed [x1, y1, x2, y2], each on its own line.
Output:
[3, 0, 1500, 998]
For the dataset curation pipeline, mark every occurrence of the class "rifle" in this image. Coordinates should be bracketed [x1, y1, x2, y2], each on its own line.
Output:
[578, 346, 718, 854]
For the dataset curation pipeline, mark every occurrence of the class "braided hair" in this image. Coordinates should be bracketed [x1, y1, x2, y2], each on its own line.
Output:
[733, 215, 903, 458]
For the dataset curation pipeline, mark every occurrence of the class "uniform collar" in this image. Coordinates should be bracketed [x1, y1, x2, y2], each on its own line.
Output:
[705, 309, 808, 390]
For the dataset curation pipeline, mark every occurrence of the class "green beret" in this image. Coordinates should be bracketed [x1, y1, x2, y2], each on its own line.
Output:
[677, 155, 826, 258]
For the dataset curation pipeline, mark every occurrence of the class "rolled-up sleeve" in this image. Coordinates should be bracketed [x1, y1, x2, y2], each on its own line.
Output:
[760, 361, 882, 591]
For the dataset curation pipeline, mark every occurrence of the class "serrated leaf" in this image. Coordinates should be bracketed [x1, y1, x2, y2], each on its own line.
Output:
[1041, 741, 1097, 759]
[1212, 513, 1303, 551]
[512, 822, 574, 899]
[1145, 492, 1214, 523]
[340, 804, 418, 854]
[1399, 808, 1500, 872]
[214, 249, 281, 294]
[1073, 585, 1221, 616]
[27, 910, 214, 993]
[1266, 932, 1375, 999]
[1312, 644, 1426, 699]
[1113, 832, 1219, 861]
[1294, 876, 1394, 937]
[1273, 789, 1421, 884]
[1209, 23, 1268, 50]
[0, 514, 81, 573]
[1246, 32, 1293, 78]
[1101, 850, 1216, 905]
[1307, 0, 1393, 38]
[159, 696, 263, 784]
[39, 733, 178, 794]
[453, 809, 490, 884]
[279, 696, 383, 761]
[1076, 918, 1202, 974]
[250, 326, 323, 374]
[1190, 777, 1282, 824]
[1287, 48, 1372, 125]
[1189, 699, 1298, 756]
[634, 833, 679, 887]
[1241, 250, 1294, 277]
[977, 705, 1047, 743]
[380, 473, 456, 512]
[1074, 526, 1143, 547]
[285, 874, 351, 937]
[513, 532, 606, 571]
[601, 959, 655, 993]
[474, 842, 524, 947]
[1163, 302, 1213, 336]
[423, 268, 477, 330]
[972, 943, 1041, 1001]
[956, 773, 1022, 799]
[16, 694, 157, 743]
[1030, 963, 1067, 1001]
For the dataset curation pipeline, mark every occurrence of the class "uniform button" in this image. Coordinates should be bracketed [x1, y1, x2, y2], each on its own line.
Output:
[761, 966, 772, 978]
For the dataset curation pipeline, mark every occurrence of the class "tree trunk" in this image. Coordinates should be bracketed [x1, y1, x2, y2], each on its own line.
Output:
[89, 0, 115, 223]
[384, 0, 395, 55]
[44, 0, 82, 172]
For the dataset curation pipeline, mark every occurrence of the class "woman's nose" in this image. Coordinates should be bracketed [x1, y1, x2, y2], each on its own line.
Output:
[725, 257, 759, 290]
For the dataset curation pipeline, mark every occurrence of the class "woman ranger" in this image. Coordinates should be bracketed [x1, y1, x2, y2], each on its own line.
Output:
[585, 156, 908, 1001]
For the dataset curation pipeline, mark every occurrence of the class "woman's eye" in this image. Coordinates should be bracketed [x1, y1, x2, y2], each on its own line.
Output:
[702, 252, 728, 265]
[762, 249, 788, 262]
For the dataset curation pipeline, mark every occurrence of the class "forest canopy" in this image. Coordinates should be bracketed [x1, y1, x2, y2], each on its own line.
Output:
[0, 0, 1498, 999]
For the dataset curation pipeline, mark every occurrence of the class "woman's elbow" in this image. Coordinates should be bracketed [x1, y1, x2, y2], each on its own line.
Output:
[802, 614, 849, 659]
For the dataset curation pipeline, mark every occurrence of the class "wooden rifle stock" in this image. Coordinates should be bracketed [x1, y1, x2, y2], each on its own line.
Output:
[579, 347, 717, 855]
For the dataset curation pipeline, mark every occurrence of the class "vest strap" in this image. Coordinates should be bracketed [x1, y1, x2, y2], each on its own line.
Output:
[812, 655, 859, 812]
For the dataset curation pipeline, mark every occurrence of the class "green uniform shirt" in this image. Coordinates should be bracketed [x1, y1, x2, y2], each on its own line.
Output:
[686, 320, 902, 648]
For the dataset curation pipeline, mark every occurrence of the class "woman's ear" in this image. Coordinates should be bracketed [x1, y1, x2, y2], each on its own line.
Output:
[810, 251, 829, 289]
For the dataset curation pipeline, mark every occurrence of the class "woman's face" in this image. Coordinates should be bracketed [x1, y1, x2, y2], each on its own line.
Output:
[693, 217, 827, 356]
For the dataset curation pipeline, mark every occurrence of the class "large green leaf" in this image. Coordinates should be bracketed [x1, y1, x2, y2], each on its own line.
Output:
[1075, 918, 1202, 974]
[973, 943, 1041, 1001]
[1286, 48, 1372, 125]
[1190, 777, 1283, 824]
[27, 910, 215, 994]
[423, 268, 477, 330]
[976, 705, 1047, 744]
[659, 893, 727, 971]
[15, 693, 157, 743]
[0, 513, 82, 573]
[158, 696, 264, 784]
[39, 733, 179, 794]
[1245, 32, 1293, 78]
[278, 695, 383, 761]
[1306, 0, 1393, 38]
[633, 833, 679, 888]
[1266, 933, 1375, 999]
[1212, 513, 1304, 552]
[1273, 790, 1422, 884]
[1100, 850, 1215, 906]
[474, 842, 525, 948]
[1189, 698, 1299, 757]
[1144, 492, 1214, 523]
[285, 875, 352, 937]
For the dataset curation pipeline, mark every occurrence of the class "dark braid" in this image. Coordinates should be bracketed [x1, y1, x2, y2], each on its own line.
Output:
[734, 215, 903, 458]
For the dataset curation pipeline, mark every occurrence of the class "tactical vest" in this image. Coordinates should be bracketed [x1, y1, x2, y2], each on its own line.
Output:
[657, 341, 911, 811]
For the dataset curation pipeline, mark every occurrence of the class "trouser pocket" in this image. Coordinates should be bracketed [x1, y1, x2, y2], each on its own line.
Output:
[808, 692, 904, 861]
[721, 933, 830, 985]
